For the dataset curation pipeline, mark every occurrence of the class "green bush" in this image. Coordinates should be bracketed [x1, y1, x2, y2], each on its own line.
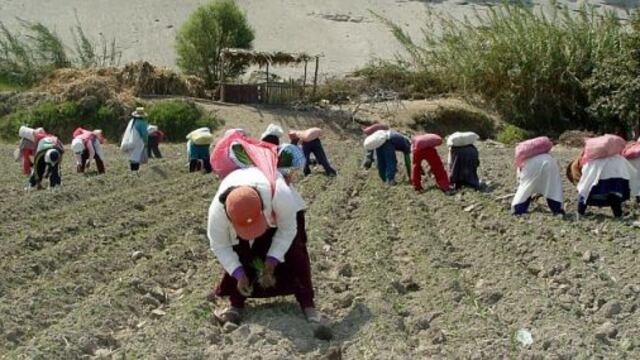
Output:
[354, 60, 444, 99]
[0, 100, 125, 142]
[176, 0, 254, 87]
[376, 3, 628, 134]
[147, 100, 223, 141]
[410, 99, 497, 139]
[496, 124, 531, 145]
[586, 12, 640, 137]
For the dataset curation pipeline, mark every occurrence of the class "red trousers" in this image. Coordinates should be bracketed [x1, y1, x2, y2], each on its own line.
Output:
[411, 147, 450, 192]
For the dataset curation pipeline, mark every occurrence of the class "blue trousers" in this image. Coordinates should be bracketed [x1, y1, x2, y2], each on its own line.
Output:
[375, 142, 397, 183]
[302, 139, 336, 176]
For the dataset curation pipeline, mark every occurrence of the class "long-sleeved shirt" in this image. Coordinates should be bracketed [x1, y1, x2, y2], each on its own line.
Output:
[207, 167, 305, 276]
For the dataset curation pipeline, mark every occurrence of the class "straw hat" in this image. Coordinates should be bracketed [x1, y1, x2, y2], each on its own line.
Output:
[131, 107, 147, 118]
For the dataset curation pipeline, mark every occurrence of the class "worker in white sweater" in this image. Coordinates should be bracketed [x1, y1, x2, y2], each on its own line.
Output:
[207, 167, 330, 335]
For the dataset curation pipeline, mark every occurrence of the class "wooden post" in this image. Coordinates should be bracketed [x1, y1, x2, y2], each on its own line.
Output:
[302, 60, 308, 97]
[312, 56, 319, 97]
[219, 52, 225, 102]
[265, 62, 270, 104]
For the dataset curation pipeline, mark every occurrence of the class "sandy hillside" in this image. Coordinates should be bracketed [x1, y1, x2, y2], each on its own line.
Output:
[1, 101, 639, 359]
[0, 0, 636, 79]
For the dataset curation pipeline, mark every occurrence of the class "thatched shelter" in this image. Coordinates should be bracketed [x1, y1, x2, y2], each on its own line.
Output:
[219, 48, 322, 103]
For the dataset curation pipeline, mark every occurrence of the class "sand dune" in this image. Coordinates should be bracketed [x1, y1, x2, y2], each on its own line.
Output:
[0, 0, 635, 78]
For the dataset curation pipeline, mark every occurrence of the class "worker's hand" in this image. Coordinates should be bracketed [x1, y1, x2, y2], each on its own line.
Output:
[236, 274, 253, 297]
[259, 262, 277, 288]
[86, 161, 91, 169]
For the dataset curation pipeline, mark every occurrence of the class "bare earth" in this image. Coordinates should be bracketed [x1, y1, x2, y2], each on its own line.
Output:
[0, 101, 639, 359]
[0, 0, 636, 79]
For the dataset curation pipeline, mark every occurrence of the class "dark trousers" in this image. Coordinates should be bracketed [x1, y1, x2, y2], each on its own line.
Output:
[130, 162, 140, 171]
[79, 151, 105, 174]
[215, 211, 314, 310]
[302, 139, 336, 176]
[148, 143, 162, 158]
[30, 157, 60, 188]
[578, 194, 624, 218]
[189, 159, 212, 173]
[513, 197, 564, 215]
[375, 142, 397, 183]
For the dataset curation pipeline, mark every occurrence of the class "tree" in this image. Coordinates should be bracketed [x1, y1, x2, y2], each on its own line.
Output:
[176, 0, 254, 88]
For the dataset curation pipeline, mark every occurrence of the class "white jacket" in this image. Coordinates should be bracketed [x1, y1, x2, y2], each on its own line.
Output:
[207, 167, 305, 275]
[577, 155, 639, 201]
[512, 153, 563, 209]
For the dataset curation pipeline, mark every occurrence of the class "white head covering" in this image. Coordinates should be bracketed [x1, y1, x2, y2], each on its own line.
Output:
[71, 138, 85, 154]
[148, 125, 158, 133]
[44, 149, 60, 165]
[261, 123, 284, 140]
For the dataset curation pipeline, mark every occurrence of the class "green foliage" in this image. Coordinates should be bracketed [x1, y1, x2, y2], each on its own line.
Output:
[376, 3, 629, 134]
[354, 60, 444, 99]
[586, 12, 640, 136]
[147, 100, 223, 141]
[71, 13, 121, 68]
[410, 100, 497, 139]
[496, 124, 531, 145]
[0, 100, 125, 142]
[176, 0, 255, 87]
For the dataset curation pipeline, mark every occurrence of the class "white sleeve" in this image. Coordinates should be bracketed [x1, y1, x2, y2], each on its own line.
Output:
[266, 183, 299, 262]
[207, 198, 242, 275]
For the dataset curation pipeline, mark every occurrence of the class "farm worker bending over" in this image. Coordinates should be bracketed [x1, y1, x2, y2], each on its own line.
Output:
[147, 125, 165, 159]
[71, 128, 106, 174]
[364, 130, 410, 185]
[622, 138, 640, 203]
[289, 128, 337, 177]
[511, 137, 564, 215]
[186, 127, 214, 173]
[447, 132, 480, 190]
[361, 123, 389, 169]
[120, 107, 149, 172]
[207, 167, 329, 334]
[28, 135, 64, 190]
[573, 135, 638, 218]
[260, 123, 284, 146]
[15, 126, 47, 176]
[411, 134, 450, 192]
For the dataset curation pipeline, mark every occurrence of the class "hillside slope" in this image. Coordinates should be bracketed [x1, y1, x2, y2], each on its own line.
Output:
[0, 103, 639, 359]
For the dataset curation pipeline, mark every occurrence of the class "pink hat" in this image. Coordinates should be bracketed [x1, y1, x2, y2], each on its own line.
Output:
[225, 186, 268, 240]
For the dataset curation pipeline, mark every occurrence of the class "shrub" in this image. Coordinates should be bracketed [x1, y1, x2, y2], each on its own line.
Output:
[496, 124, 531, 145]
[354, 60, 443, 99]
[0, 100, 126, 142]
[375, 3, 627, 134]
[409, 98, 497, 139]
[586, 12, 640, 137]
[176, 0, 254, 87]
[147, 100, 223, 141]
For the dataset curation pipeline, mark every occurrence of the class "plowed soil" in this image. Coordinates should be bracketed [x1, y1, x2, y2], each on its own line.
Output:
[1, 103, 639, 359]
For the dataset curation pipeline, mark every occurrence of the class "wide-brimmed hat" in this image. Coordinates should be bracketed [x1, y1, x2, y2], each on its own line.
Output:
[131, 107, 147, 118]
[225, 186, 268, 240]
